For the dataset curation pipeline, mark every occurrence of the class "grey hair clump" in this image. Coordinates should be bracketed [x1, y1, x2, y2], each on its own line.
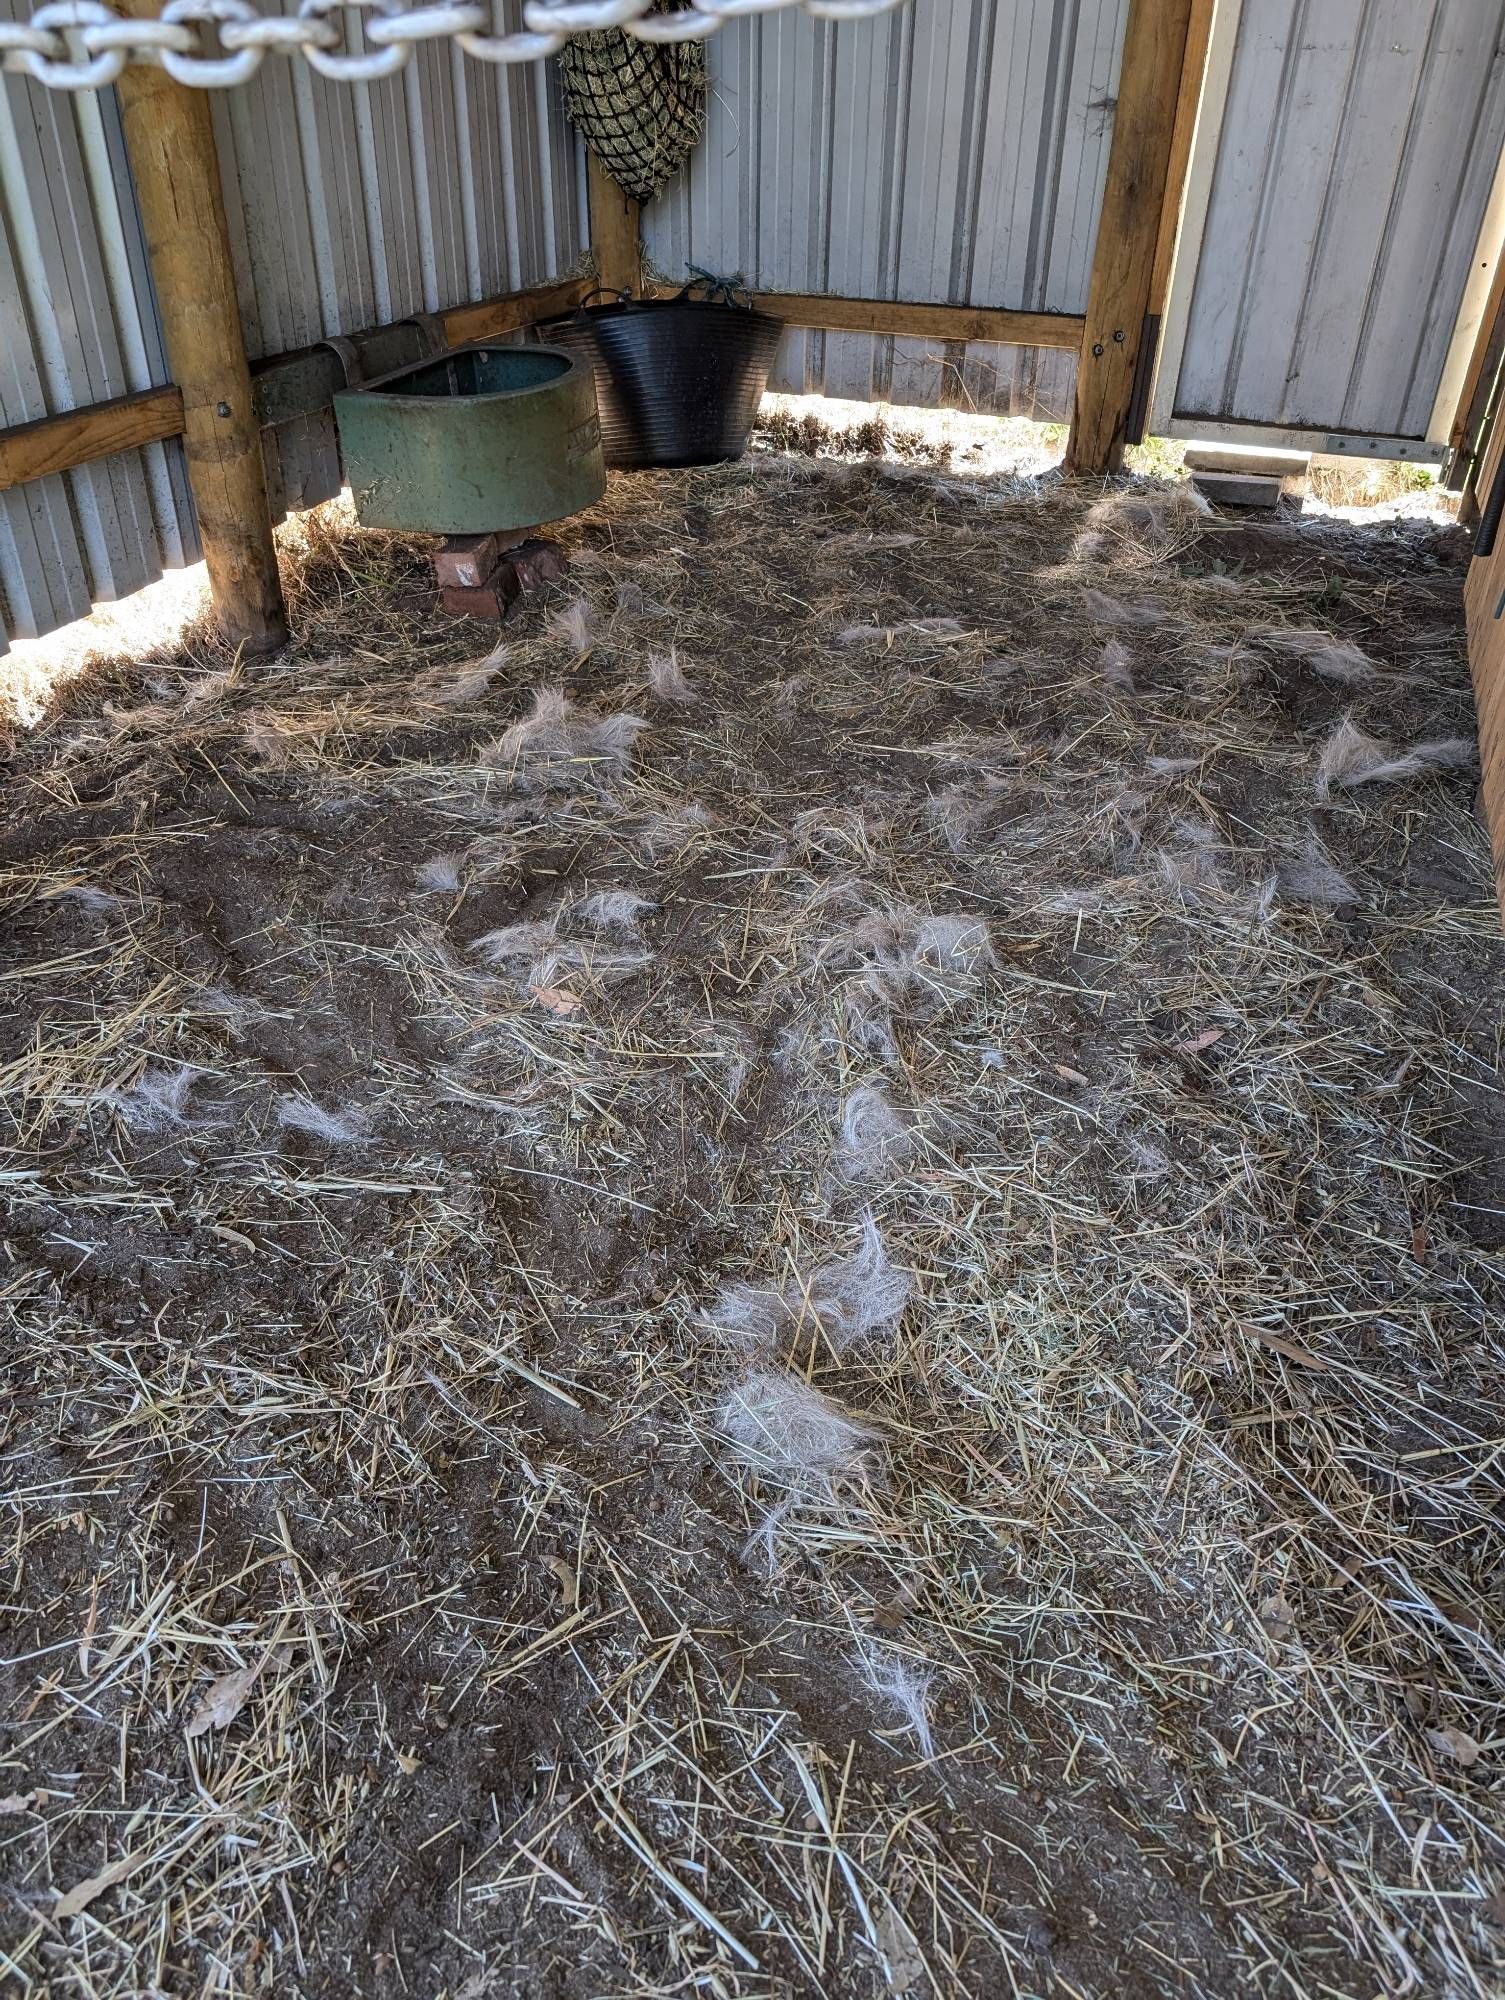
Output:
[101, 1065, 209, 1133]
[481, 688, 647, 791]
[1314, 716, 1474, 799]
[275, 1095, 370, 1145]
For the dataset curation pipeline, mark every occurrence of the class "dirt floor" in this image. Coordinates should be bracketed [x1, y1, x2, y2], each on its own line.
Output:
[2, 421, 1503, 2000]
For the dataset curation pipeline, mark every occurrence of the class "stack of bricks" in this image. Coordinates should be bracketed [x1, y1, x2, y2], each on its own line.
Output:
[434, 530, 569, 620]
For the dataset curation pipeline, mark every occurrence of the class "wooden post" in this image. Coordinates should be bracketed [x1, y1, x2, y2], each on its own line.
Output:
[114, 8, 288, 651]
[1066, 0, 1198, 477]
[587, 153, 642, 297]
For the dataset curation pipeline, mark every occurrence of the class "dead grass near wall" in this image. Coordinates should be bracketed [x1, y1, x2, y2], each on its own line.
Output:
[1, 436, 1502, 2000]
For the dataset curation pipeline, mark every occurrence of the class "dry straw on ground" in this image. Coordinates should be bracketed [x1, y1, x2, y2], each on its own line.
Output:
[1, 415, 1501, 2000]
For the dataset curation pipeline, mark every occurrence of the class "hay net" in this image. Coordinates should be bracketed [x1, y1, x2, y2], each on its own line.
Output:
[558, 3, 707, 205]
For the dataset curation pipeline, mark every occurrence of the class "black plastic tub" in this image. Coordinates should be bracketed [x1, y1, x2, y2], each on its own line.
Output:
[538, 285, 784, 470]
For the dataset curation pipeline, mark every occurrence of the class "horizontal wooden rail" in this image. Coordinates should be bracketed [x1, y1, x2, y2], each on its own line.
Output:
[440, 276, 591, 347]
[646, 286, 1085, 351]
[746, 293, 1086, 351]
[0, 384, 184, 494]
[0, 281, 1082, 497]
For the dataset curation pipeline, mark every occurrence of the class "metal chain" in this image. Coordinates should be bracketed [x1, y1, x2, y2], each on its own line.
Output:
[0, 0, 904, 85]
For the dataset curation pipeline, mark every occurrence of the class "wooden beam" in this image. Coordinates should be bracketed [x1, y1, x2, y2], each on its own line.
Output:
[1147, 0, 1216, 319]
[587, 155, 642, 296]
[114, 5, 288, 653]
[442, 277, 592, 348]
[1447, 251, 1505, 499]
[1066, 0, 1198, 475]
[1464, 403, 1505, 920]
[0, 386, 183, 496]
[743, 293, 1085, 351]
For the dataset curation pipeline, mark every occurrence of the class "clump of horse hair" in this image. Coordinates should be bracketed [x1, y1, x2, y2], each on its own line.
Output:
[470, 918, 558, 968]
[102, 1065, 207, 1133]
[548, 599, 594, 653]
[720, 1376, 880, 1504]
[835, 617, 964, 648]
[702, 1212, 911, 1360]
[415, 854, 463, 894]
[647, 648, 695, 702]
[1277, 834, 1358, 910]
[1314, 716, 1475, 799]
[837, 1084, 913, 1175]
[571, 888, 655, 933]
[855, 1641, 936, 1758]
[1099, 638, 1135, 690]
[718, 1369, 884, 1565]
[1260, 628, 1377, 685]
[1081, 588, 1170, 629]
[482, 688, 647, 791]
[275, 1095, 370, 1144]
[1079, 482, 1210, 560]
[423, 639, 507, 706]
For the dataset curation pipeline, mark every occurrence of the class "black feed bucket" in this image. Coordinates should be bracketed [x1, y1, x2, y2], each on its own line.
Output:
[538, 281, 785, 470]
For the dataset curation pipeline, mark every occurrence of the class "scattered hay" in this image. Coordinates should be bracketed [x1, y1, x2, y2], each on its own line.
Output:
[1, 427, 1497, 2000]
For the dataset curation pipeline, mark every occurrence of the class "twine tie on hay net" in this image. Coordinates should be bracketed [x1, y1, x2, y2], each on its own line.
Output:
[1, 0, 908, 89]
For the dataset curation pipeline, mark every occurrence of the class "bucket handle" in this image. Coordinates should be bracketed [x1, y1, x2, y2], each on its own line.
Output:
[676, 266, 755, 310]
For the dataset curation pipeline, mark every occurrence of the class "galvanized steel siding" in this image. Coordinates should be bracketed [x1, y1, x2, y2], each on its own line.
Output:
[1173, 0, 1505, 441]
[212, 16, 582, 361]
[0, 57, 197, 648]
[643, 0, 1130, 421]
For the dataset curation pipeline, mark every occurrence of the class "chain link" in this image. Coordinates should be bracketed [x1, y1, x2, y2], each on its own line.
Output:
[0, 0, 903, 87]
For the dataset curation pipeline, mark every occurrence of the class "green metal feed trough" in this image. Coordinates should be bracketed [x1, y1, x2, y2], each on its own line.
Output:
[333, 342, 605, 535]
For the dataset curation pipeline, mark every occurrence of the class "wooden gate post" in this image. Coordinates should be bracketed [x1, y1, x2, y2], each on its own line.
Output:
[115, 8, 289, 652]
[1066, 0, 1198, 477]
[587, 153, 642, 297]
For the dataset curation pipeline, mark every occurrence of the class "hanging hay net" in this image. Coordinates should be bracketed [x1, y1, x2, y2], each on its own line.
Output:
[557, 3, 707, 205]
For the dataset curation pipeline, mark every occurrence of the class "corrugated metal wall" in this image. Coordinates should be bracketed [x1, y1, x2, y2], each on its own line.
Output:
[1172, 0, 1505, 442]
[642, 0, 1130, 422]
[0, 0, 585, 648]
[0, 65, 197, 649]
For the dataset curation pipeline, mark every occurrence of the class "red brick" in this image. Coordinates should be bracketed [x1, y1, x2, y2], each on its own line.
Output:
[440, 571, 520, 621]
[433, 530, 530, 590]
[508, 537, 569, 591]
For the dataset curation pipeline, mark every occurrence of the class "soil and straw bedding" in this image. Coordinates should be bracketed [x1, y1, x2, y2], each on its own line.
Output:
[1, 424, 1502, 2000]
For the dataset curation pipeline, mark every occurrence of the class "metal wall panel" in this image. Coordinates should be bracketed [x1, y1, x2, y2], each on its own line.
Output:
[642, 0, 1130, 421]
[1173, 0, 1505, 442]
[0, 50, 198, 651]
[0, 1, 585, 646]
